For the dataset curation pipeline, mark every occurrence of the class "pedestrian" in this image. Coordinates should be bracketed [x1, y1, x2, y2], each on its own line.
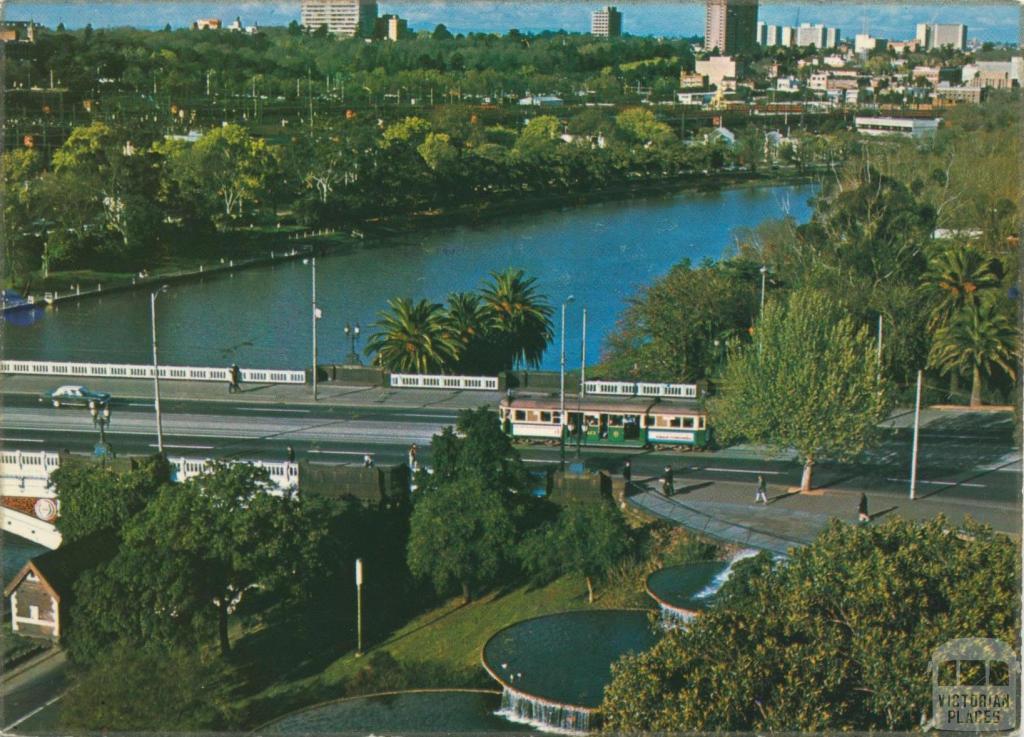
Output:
[754, 474, 768, 505]
[858, 492, 870, 523]
[662, 465, 674, 496]
[286, 445, 296, 463]
[623, 459, 632, 487]
[408, 443, 418, 469]
[363, 453, 374, 468]
[231, 363, 242, 393]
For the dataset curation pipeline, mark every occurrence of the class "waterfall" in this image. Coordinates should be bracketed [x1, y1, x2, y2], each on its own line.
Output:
[691, 548, 760, 602]
[497, 687, 594, 734]
[657, 605, 695, 630]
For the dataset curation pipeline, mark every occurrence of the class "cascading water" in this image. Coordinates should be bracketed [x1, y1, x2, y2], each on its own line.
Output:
[691, 548, 760, 602]
[657, 549, 761, 628]
[657, 605, 695, 630]
[498, 687, 593, 734]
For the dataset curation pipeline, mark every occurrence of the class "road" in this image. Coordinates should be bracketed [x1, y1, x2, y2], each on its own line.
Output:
[1, 391, 1019, 506]
[0, 650, 67, 734]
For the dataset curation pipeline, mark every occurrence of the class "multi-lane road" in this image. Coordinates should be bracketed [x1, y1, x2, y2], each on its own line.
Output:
[2, 389, 1019, 505]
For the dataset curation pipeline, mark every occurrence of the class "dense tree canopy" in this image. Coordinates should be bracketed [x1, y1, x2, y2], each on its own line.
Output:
[602, 517, 1020, 732]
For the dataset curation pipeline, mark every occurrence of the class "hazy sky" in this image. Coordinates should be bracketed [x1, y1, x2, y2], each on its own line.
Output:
[4, 1, 1020, 42]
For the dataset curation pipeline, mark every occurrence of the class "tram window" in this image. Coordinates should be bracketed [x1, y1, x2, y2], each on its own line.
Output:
[552, 412, 561, 424]
[682, 417, 695, 429]
[669, 417, 681, 428]
[609, 414, 623, 426]
[515, 410, 526, 421]
[698, 416, 706, 429]
[541, 411, 552, 422]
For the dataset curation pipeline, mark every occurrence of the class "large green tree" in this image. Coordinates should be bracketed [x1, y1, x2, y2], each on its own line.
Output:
[709, 289, 891, 491]
[480, 268, 553, 370]
[365, 297, 460, 373]
[602, 517, 1020, 732]
[406, 477, 515, 603]
[520, 501, 632, 603]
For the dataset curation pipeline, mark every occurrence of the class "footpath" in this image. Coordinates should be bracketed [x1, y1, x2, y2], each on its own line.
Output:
[626, 474, 1022, 555]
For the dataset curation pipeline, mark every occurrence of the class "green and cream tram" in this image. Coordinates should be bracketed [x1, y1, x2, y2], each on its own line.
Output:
[498, 396, 709, 449]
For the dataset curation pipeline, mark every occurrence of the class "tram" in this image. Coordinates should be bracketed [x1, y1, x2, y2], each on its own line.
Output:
[498, 395, 709, 449]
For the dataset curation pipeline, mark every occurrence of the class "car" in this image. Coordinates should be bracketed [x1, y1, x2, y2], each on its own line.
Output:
[41, 385, 112, 409]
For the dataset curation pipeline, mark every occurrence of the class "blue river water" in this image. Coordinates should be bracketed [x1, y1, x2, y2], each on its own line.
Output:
[5, 183, 816, 373]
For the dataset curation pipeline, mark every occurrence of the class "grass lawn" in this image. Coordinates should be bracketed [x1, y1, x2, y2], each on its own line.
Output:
[233, 572, 643, 728]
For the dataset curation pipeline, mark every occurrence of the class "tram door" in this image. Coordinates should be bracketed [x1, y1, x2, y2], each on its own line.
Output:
[568, 412, 584, 444]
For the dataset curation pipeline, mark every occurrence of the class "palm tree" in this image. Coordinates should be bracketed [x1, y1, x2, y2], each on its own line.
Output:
[365, 297, 460, 374]
[929, 297, 1018, 407]
[479, 268, 553, 370]
[445, 291, 495, 374]
[921, 244, 1000, 331]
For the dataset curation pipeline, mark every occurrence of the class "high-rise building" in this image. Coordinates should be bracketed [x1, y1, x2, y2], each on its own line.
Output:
[301, 0, 378, 37]
[705, 0, 758, 54]
[825, 26, 841, 48]
[916, 22, 967, 51]
[795, 22, 826, 48]
[591, 6, 623, 37]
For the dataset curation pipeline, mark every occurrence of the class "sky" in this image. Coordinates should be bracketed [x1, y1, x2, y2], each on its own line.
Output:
[3, 1, 1020, 43]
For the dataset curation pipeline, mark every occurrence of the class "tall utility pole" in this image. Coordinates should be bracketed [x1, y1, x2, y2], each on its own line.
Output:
[759, 265, 768, 313]
[312, 257, 319, 400]
[877, 314, 883, 365]
[580, 307, 587, 398]
[355, 558, 364, 656]
[559, 295, 574, 470]
[909, 370, 922, 500]
[150, 286, 168, 453]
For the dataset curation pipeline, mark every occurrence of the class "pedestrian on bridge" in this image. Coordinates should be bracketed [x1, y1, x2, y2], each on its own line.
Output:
[286, 446, 296, 463]
[754, 475, 768, 505]
[229, 363, 242, 393]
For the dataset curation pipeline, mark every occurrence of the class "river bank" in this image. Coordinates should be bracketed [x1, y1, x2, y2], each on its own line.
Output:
[18, 166, 821, 307]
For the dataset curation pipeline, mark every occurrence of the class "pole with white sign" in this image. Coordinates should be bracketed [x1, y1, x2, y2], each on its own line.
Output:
[355, 557, 363, 656]
[910, 370, 922, 500]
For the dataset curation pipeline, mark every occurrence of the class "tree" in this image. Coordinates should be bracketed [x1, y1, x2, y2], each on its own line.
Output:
[445, 292, 498, 373]
[929, 296, 1018, 407]
[50, 455, 169, 543]
[425, 407, 527, 494]
[406, 477, 515, 603]
[479, 268, 553, 370]
[60, 643, 230, 731]
[708, 290, 891, 491]
[921, 243, 1001, 331]
[69, 464, 328, 658]
[520, 501, 631, 603]
[602, 517, 1020, 732]
[615, 108, 674, 148]
[365, 297, 460, 373]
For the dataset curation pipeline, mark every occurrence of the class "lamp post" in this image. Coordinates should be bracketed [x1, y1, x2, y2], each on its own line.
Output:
[311, 257, 321, 400]
[344, 322, 362, 365]
[909, 369, 922, 500]
[355, 558, 364, 657]
[559, 295, 574, 470]
[89, 401, 112, 457]
[576, 307, 587, 458]
[759, 265, 768, 314]
[151, 285, 168, 454]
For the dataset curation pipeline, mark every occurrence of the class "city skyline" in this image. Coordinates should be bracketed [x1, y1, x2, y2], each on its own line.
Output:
[4, 1, 1019, 42]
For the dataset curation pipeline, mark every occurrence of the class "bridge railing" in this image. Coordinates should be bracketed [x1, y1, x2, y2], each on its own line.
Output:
[390, 373, 499, 391]
[1, 360, 306, 385]
[168, 457, 299, 492]
[0, 450, 62, 477]
[585, 381, 698, 398]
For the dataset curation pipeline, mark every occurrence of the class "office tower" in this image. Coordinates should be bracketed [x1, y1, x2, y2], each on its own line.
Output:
[705, 0, 758, 54]
[916, 22, 967, 51]
[301, 0, 378, 37]
[591, 6, 623, 37]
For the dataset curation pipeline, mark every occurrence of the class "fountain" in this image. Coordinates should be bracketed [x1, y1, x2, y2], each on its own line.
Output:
[646, 550, 759, 628]
[482, 610, 657, 734]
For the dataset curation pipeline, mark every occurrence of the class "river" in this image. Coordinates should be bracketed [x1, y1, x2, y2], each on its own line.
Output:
[6, 183, 816, 373]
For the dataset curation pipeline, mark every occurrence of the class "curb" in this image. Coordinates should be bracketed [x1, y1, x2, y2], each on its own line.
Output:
[1, 646, 62, 685]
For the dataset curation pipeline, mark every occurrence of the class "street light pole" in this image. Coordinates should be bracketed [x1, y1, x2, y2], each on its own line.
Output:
[312, 257, 319, 401]
[151, 286, 168, 454]
[355, 558, 364, 656]
[910, 369, 922, 500]
[577, 307, 587, 458]
[559, 295, 574, 470]
[759, 265, 768, 314]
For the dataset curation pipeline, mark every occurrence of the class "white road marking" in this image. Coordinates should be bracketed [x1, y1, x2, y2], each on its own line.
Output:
[886, 477, 985, 488]
[3, 692, 66, 732]
[128, 402, 154, 407]
[3, 437, 44, 443]
[307, 449, 372, 456]
[149, 443, 215, 450]
[523, 458, 554, 464]
[400, 413, 457, 420]
[236, 407, 310, 414]
[704, 467, 782, 475]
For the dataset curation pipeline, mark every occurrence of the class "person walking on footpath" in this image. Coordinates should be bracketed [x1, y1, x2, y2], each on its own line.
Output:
[858, 492, 870, 523]
[231, 363, 242, 393]
[408, 443, 418, 470]
[286, 445, 296, 463]
[754, 474, 768, 505]
[623, 459, 632, 491]
[661, 465, 674, 496]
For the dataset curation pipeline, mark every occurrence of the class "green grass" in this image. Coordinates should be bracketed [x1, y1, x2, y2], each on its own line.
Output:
[232, 573, 636, 728]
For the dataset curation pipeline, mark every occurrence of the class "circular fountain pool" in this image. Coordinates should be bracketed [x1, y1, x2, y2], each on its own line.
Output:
[258, 689, 525, 733]
[482, 610, 657, 732]
[645, 560, 731, 621]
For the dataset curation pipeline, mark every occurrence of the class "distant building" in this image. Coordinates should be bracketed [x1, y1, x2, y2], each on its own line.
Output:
[705, 0, 758, 54]
[194, 18, 222, 30]
[888, 40, 919, 54]
[301, 0, 378, 37]
[0, 20, 36, 42]
[855, 116, 940, 138]
[591, 6, 623, 37]
[519, 95, 564, 106]
[677, 91, 716, 105]
[854, 34, 886, 53]
[934, 84, 982, 104]
[696, 56, 740, 88]
[679, 71, 707, 88]
[916, 22, 967, 51]
[962, 59, 1022, 89]
[380, 14, 408, 41]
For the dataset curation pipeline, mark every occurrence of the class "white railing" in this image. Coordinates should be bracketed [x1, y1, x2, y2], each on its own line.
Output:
[390, 373, 499, 391]
[0, 506, 62, 549]
[169, 457, 299, 493]
[0, 450, 62, 476]
[585, 380, 699, 398]
[1, 360, 306, 385]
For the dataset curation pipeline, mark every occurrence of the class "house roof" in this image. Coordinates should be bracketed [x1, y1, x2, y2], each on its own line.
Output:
[501, 396, 703, 414]
[4, 532, 117, 602]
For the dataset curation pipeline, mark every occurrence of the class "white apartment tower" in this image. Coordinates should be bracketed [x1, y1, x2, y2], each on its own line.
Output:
[916, 22, 967, 51]
[301, 0, 378, 37]
[591, 6, 623, 37]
